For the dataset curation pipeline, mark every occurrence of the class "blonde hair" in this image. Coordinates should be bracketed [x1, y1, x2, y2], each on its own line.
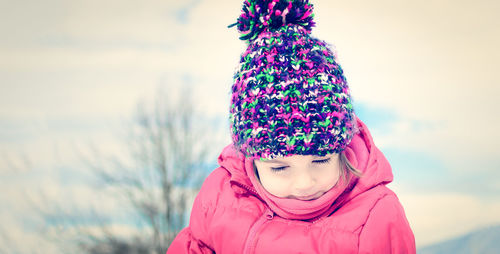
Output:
[338, 150, 362, 182]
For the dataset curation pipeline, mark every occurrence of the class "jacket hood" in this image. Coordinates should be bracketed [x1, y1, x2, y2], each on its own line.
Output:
[217, 116, 393, 219]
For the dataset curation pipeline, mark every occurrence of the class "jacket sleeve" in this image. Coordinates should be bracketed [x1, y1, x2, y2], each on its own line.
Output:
[358, 194, 416, 254]
[167, 168, 228, 254]
[167, 227, 214, 254]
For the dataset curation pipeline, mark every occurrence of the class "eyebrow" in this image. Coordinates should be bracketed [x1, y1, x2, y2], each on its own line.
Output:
[260, 159, 287, 164]
[313, 155, 330, 159]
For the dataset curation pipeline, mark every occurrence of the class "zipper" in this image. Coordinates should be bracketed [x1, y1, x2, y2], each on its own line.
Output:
[232, 181, 275, 253]
[243, 208, 274, 254]
[233, 181, 258, 195]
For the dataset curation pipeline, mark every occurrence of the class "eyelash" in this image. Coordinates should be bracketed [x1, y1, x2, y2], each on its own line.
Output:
[313, 158, 331, 164]
[270, 158, 331, 172]
[270, 166, 287, 172]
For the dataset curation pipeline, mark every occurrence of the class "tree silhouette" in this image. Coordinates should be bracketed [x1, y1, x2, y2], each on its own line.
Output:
[33, 85, 214, 254]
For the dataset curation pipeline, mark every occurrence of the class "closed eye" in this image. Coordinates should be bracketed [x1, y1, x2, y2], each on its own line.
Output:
[312, 158, 331, 164]
[271, 166, 288, 172]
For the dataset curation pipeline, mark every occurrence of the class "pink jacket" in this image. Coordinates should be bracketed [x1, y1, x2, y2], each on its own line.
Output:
[168, 117, 415, 253]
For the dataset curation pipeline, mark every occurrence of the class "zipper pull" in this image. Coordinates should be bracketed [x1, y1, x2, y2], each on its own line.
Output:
[265, 209, 274, 220]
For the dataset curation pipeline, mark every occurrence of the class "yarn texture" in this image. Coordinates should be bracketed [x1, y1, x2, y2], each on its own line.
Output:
[229, 0, 357, 160]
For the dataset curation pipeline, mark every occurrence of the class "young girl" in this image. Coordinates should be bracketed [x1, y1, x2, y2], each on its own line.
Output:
[168, 0, 415, 253]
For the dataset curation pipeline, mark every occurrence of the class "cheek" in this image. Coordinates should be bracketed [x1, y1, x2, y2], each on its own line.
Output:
[313, 165, 341, 190]
[258, 172, 290, 197]
[325, 171, 340, 187]
[322, 165, 341, 187]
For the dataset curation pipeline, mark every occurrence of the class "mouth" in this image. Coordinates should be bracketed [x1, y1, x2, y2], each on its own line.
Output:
[294, 192, 324, 201]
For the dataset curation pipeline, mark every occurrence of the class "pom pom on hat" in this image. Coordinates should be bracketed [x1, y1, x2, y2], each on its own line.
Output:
[229, 0, 316, 42]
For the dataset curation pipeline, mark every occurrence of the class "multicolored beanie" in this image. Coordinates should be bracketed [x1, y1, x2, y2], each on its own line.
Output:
[229, 0, 358, 160]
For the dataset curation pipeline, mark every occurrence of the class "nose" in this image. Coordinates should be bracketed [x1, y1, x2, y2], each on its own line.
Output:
[293, 170, 316, 195]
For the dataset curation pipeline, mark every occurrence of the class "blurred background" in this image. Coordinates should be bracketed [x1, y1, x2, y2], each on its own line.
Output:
[1, 0, 499, 253]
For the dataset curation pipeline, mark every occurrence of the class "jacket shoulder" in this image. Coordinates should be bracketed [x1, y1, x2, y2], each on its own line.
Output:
[190, 166, 267, 253]
[357, 188, 416, 253]
[194, 167, 232, 214]
[188, 167, 231, 242]
[325, 185, 394, 232]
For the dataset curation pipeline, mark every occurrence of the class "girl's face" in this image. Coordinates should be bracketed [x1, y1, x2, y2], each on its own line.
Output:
[254, 153, 341, 200]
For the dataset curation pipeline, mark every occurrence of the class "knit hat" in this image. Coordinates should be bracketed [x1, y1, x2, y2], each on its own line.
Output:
[229, 0, 358, 160]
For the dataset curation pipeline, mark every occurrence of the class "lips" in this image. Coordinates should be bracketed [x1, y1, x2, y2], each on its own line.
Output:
[294, 192, 324, 201]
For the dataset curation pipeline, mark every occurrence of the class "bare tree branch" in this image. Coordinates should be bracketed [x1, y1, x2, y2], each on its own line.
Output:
[72, 85, 211, 253]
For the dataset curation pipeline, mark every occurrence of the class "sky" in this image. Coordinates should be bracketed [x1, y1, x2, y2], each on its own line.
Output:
[1, 0, 499, 252]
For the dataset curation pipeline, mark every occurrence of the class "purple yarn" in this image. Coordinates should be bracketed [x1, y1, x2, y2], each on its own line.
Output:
[229, 1, 357, 160]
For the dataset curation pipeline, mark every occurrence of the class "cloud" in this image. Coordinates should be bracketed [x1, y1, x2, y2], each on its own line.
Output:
[355, 102, 499, 198]
[375, 115, 499, 174]
[0, 0, 245, 119]
[0, 0, 197, 48]
[393, 190, 500, 247]
[0, 213, 61, 253]
[311, 0, 500, 175]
